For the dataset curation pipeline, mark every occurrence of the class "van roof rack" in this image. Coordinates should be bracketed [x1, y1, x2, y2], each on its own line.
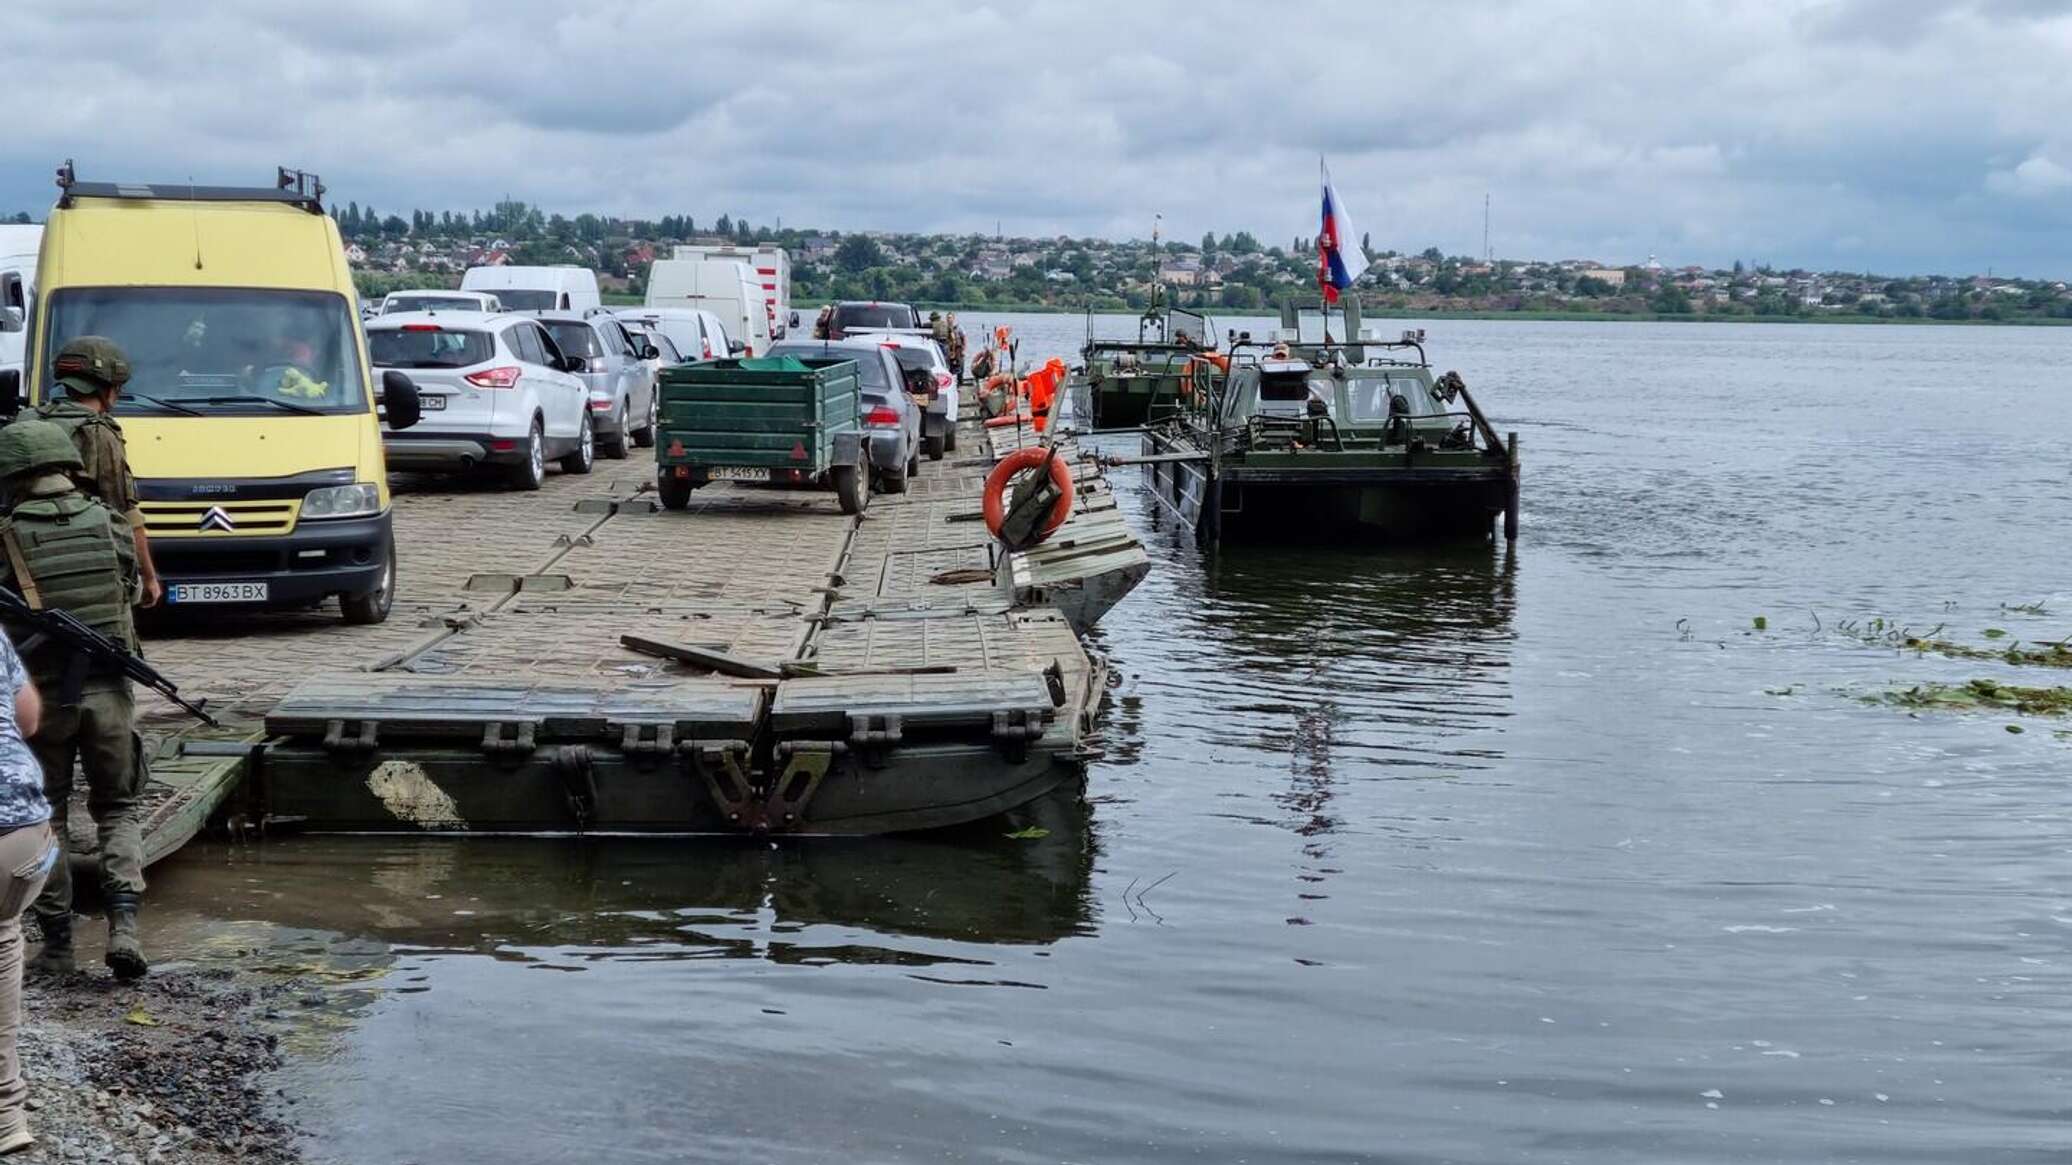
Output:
[54, 160, 328, 215]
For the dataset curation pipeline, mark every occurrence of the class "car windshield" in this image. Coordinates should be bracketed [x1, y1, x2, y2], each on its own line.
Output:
[768, 344, 891, 392]
[367, 327, 494, 369]
[384, 295, 481, 314]
[539, 322, 604, 359]
[45, 287, 367, 414]
[834, 305, 912, 331]
[488, 289, 558, 311]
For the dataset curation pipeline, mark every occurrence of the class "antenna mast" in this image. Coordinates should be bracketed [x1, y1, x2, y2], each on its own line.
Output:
[1483, 192, 1491, 264]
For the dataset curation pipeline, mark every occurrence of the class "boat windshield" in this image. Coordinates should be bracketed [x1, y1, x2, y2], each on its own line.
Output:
[1346, 373, 1446, 422]
[44, 286, 368, 415]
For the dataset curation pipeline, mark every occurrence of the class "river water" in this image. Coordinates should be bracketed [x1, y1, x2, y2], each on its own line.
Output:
[148, 316, 2072, 1163]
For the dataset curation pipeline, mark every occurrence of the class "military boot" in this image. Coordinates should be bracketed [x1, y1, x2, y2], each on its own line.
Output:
[103, 893, 147, 981]
[25, 912, 73, 977]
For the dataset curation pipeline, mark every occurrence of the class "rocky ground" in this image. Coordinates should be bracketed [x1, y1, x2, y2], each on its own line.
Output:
[14, 966, 302, 1165]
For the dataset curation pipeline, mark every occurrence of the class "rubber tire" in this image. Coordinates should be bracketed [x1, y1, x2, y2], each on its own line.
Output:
[924, 432, 945, 461]
[560, 412, 595, 475]
[633, 391, 658, 449]
[833, 463, 868, 515]
[507, 419, 546, 491]
[340, 533, 396, 625]
[600, 401, 630, 460]
[881, 457, 909, 495]
[657, 471, 693, 511]
[944, 424, 958, 453]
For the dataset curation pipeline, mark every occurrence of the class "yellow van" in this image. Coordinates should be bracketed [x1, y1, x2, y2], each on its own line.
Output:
[0, 166, 422, 623]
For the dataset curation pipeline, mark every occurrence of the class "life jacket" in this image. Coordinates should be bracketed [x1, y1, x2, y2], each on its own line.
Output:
[1, 487, 138, 663]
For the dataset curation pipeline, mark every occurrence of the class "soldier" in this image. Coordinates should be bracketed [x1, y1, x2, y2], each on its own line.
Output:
[945, 313, 967, 380]
[35, 337, 162, 610]
[0, 421, 148, 979]
[928, 310, 950, 346]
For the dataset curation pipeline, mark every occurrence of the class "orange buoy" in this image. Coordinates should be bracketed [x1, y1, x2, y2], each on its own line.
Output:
[982, 446, 1074, 544]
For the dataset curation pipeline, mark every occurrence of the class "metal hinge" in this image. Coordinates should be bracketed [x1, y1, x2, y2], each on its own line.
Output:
[847, 712, 902, 769]
[766, 741, 841, 830]
[480, 721, 537, 757]
[321, 719, 379, 753]
[619, 722, 677, 759]
[691, 739, 757, 827]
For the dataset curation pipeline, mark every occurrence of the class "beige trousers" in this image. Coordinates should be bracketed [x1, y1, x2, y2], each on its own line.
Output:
[0, 821, 56, 1136]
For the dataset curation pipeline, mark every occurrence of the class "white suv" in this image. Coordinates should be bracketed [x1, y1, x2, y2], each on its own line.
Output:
[369, 311, 594, 490]
[861, 332, 959, 460]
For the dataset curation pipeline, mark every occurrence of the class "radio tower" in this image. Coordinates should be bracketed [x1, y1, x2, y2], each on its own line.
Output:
[1483, 192, 1491, 264]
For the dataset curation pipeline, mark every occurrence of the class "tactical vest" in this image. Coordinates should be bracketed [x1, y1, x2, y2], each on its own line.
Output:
[34, 401, 122, 507]
[2, 493, 138, 657]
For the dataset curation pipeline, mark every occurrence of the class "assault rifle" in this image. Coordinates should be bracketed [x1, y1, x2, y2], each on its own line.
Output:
[0, 585, 219, 727]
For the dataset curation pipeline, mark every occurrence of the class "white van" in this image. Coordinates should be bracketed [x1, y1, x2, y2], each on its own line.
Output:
[461, 265, 600, 313]
[644, 259, 770, 356]
[671, 245, 789, 337]
[0, 224, 42, 379]
[611, 307, 736, 362]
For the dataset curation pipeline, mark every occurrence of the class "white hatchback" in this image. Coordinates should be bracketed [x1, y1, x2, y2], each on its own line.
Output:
[369, 311, 594, 490]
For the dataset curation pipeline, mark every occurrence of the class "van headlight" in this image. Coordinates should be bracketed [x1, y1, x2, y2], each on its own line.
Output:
[301, 483, 382, 520]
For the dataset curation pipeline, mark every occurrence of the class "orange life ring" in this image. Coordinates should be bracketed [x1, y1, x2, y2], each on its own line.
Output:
[982, 446, 1074, 543]
[983, 410, 1031, 428]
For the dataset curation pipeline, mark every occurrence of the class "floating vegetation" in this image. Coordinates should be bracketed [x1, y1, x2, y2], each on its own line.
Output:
[1871, 679, 2072, 718]
[1830, 615, 2072, 669]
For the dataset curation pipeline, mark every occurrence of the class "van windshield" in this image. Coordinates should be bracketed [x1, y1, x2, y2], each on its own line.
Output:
[45, 287, 367, 415]
[489, 289, 559, 311]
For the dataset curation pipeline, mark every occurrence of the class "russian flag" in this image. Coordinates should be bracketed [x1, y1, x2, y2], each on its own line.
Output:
[1317, 158, 1367, 303]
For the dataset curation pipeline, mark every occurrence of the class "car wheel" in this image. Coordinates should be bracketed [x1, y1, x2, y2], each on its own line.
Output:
[507, 418, 545, 491]
[633, 390, 658, 448]
[944, 424, 958, 453]
[340, 533, 396, 625]
[560, 411, 595, 475]
[923, 432, 945, 461]
[908, 445, 920, 477]
[601, 400, 630, 460]
[881, 456, 909, 495]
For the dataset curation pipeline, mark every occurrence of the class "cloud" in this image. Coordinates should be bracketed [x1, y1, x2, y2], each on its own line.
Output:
[3, 0, 2072, 275]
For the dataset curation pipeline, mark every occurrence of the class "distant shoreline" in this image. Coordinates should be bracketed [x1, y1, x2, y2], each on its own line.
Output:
[746, 298, 2072, 326]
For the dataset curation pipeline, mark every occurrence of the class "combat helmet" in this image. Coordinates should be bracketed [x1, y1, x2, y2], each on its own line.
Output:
[52, 335, 131, 394]
[0, 418, 85, 480]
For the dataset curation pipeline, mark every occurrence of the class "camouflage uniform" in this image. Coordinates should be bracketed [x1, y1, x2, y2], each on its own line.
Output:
[0, 420, 147, 980]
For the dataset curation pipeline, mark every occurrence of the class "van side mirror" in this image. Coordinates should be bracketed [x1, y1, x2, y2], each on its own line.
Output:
[639, 343, 660, 361]
[788, 311, 801, 329]
[728, 340, 747, 356]
[381, 370, 422, 431]
[0, 369, 19, 418]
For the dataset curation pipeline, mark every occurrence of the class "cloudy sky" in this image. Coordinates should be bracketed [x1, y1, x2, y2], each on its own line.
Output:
[6, 0, 2072, 276]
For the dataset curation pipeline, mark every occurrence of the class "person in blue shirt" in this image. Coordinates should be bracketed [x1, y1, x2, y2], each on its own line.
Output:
[0, 629, 57, 1153]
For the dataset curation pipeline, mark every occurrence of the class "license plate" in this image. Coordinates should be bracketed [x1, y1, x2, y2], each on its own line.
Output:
[419, 395, 446, 411]
[169, 582, 269, 604]
[707, 467, 769, 481]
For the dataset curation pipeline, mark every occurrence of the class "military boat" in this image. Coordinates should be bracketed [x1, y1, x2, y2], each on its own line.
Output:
[1065, 294, 1218, 431]
[1136, 297, 1520, 545]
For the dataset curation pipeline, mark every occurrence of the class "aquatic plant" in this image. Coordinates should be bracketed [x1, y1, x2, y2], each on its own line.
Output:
[1870, 678, 2072, 717]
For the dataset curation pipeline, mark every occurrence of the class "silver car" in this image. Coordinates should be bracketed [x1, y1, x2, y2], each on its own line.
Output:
[766, 338, 920, 494]
[533, 311, 659, 458]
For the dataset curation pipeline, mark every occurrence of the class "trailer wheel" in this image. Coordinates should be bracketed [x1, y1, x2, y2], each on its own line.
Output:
[833, 463, 868, 515]
[657, 470, 693, 511]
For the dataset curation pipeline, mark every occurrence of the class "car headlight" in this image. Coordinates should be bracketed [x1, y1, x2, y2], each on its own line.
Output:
[300, 483, 382, 520]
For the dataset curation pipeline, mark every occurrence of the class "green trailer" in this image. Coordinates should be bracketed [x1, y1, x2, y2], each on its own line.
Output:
[654, 355, 870, 513]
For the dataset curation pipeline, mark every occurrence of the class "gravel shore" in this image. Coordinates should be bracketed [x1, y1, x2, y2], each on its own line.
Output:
[15, 967, 301, 1165]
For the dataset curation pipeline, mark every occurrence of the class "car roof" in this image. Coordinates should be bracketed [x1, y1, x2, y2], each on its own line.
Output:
[366, 310, 506, 329]
[771, 337, 894, 353]
[833, 300, 914, 310]
[528, 310, 605, 325]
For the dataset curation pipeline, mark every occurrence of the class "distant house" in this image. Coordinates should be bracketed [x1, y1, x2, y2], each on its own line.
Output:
[623, 243, 655, 267]
[1580, 268, 1626, 287]
[466, 248, 509, 268]
[344, 243, 368, 264]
